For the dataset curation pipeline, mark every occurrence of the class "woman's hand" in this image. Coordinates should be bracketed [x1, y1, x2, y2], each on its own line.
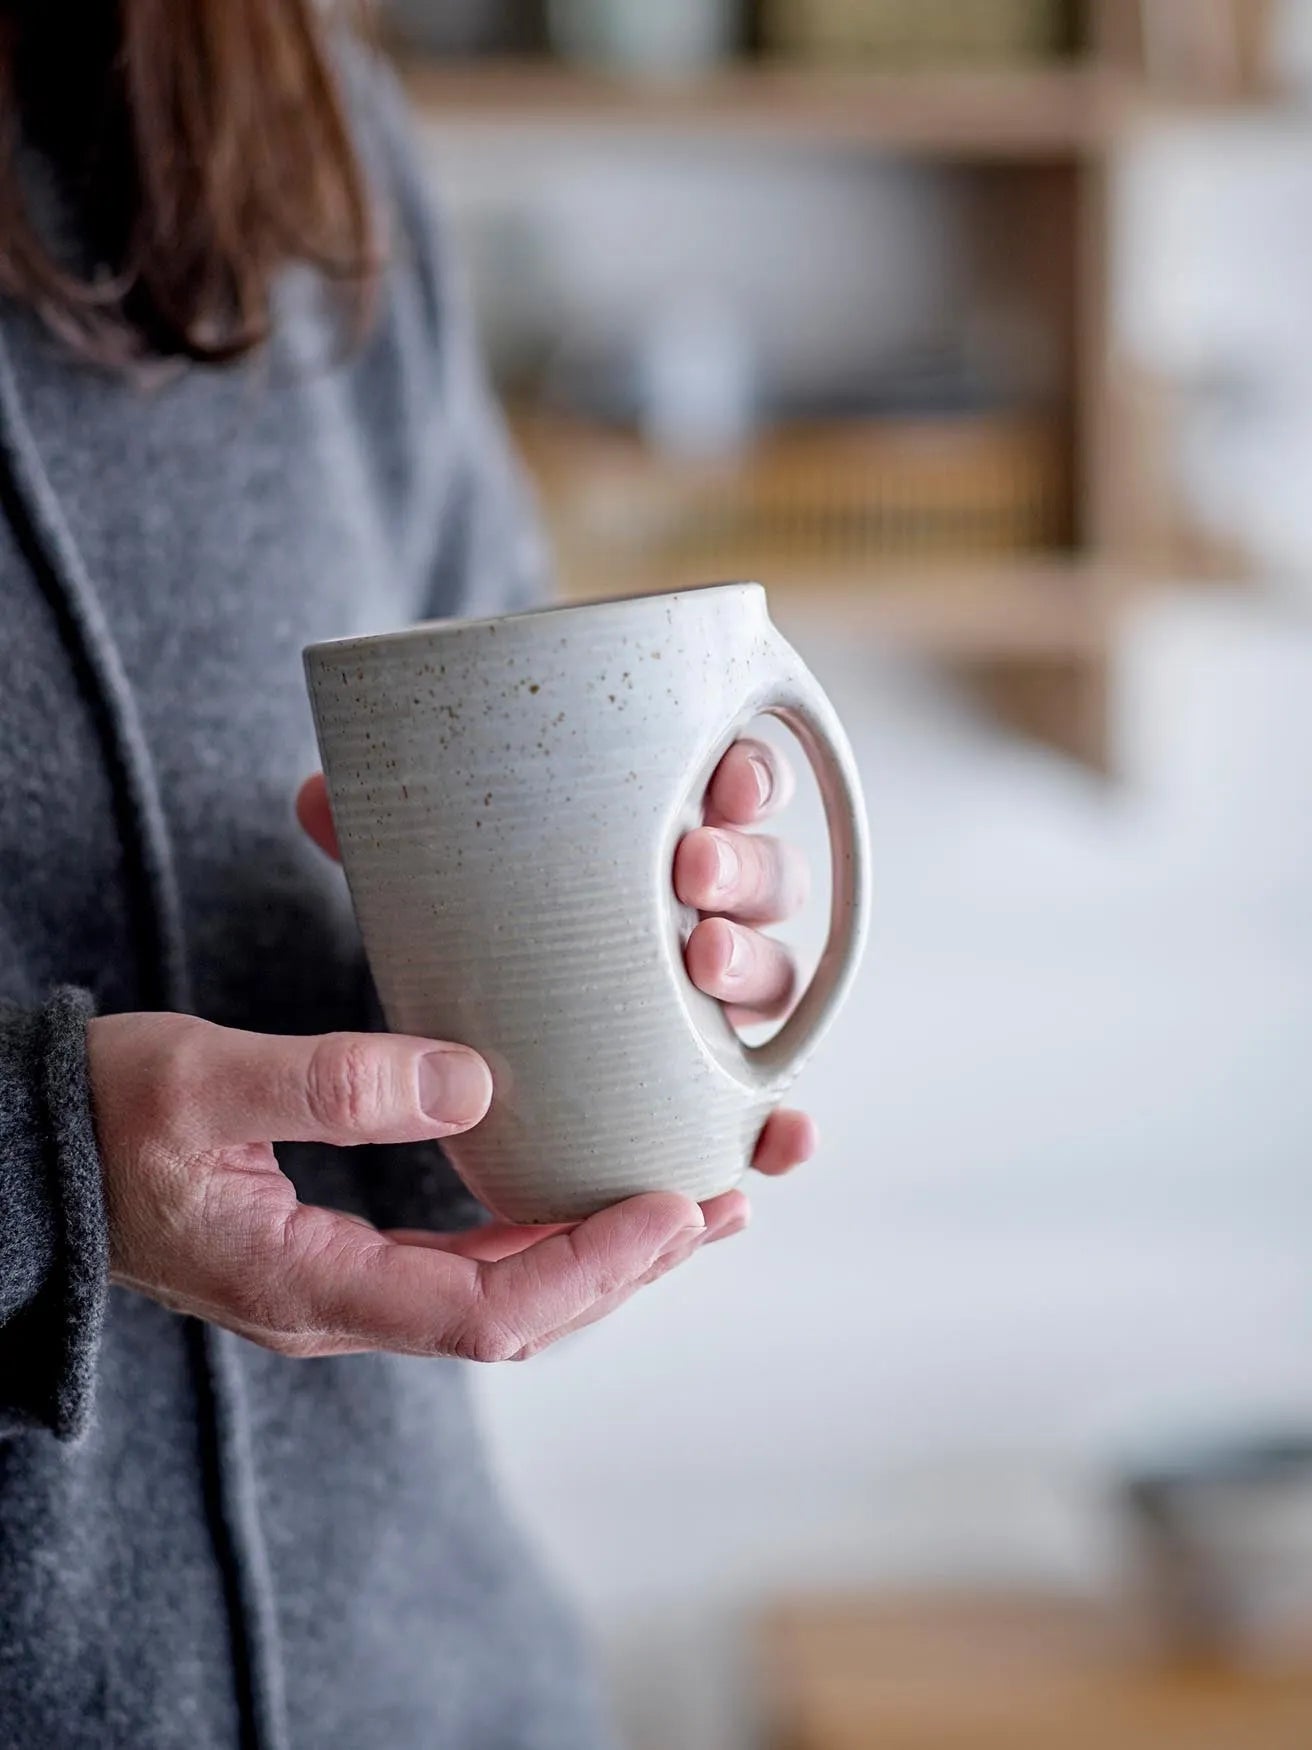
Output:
[86, 738, 814, 1363]
[87, 739, 817, 1361]
[89, 1011, 728, 1360]
[296, 735, 818, 1184]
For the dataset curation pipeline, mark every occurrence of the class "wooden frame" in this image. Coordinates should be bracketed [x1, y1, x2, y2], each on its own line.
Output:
[398, 1, 1267, 769]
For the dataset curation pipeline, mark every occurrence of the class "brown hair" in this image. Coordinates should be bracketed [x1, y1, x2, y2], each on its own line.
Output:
[0, 0, 379, 366]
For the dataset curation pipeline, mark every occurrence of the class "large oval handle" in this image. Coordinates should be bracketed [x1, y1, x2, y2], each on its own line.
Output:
[737, 657, 871, 1088]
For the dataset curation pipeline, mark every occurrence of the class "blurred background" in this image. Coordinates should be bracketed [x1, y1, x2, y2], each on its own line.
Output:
[385, 2, 1312, 1744]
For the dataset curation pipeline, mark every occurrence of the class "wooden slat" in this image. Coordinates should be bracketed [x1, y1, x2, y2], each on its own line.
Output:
[399, 58, 1129, 159]
[759, 1595, 1312, 1750]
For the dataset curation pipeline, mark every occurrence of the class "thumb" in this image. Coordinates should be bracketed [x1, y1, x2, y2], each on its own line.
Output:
[114, 1015, 492, 1151]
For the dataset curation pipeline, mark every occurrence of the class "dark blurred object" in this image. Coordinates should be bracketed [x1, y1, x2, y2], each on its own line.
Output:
[761, 0, 1076, 65]
[385, 0, 544, 57]
[546, 0, 741, 73]
[539, 329, 1024, 431]
[1120, 1433, 1312, 1671]
[759, 1592, 1312, 1748]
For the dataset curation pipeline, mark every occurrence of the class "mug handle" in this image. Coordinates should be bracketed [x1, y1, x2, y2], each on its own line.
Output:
[731, 660, 871, 1090]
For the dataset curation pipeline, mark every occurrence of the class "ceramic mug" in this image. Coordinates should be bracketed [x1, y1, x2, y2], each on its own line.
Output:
[304, 582, 869, 1224]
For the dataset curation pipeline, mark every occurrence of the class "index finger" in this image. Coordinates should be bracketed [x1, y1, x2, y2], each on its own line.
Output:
[705, 737, 795, 828]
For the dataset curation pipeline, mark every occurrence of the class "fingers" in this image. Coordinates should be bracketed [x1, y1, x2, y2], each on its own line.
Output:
[507, 1189, 752, 1350]
[119, 1013, 493, 1152]
[392, 1191, 750, 1271]
[752, 1108, 818, 1177]
[685, 918, 797, 1020]
[674, 828, 809, 926]
[699, 1189, 751, 1241]
[296, 773, 340, 862]
[264, 1191, 704, 1362]
[224, 1186, 766, 1362]
[704, 737, 795, 827]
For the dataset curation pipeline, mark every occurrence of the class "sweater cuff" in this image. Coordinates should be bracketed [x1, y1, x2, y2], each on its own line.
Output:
[0, 988, 107, 1441]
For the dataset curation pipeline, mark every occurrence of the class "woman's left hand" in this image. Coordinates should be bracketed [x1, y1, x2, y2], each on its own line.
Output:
[296, 735, 817, 1220]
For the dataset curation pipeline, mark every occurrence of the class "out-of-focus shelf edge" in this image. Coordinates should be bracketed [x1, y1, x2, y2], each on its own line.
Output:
[397, 55, 1271, 155]
[558, 557, 1130, 661]
[398, 57, 1141, 157]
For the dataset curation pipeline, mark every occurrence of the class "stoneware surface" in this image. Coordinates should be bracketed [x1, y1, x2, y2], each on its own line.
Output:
[305, 582, 870, 1224]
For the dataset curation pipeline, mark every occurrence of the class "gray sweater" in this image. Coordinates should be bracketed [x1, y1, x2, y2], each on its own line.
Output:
[0, 52, 609, 1750]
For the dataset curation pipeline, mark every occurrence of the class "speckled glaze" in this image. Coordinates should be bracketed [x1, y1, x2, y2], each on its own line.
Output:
[304, 583, 869, 1224]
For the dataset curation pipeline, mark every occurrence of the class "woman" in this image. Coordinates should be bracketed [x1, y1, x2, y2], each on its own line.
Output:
[0, 4, 816, 1745]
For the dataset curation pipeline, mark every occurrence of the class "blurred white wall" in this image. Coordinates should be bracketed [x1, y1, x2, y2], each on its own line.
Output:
[414, 81, 1312, 1750]
[473, 602, 1312, 1750]
[1116, 105, 1312, 588]
[421, 130, 979, 407]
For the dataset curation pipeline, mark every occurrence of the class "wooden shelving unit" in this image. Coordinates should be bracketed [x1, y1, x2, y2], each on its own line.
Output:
[399, 2, 1267, 770]
[759, 1594, 1312, 1750]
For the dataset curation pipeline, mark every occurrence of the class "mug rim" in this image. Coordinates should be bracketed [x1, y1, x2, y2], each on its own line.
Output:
[304, 579, 764, 661]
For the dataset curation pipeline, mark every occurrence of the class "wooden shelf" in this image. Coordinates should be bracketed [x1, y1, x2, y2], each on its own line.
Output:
[400, 57, 1132, 159]
[395, 32, 1215, 768]
[560, 556, 1122, 662]
[759, 1595, 1312, 1750]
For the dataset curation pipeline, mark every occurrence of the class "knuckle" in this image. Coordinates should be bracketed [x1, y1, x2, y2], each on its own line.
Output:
[741, 836, 771, 904]
[306, 1034, 388, 1134]
[144, 1016, 219, 1146]
[765, 951, 800, 1020]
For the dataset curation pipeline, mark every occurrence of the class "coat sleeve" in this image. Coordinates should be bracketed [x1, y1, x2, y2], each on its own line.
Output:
[0, 988, 107, 1441]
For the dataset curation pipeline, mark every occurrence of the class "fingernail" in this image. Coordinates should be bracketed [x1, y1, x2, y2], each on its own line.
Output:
[420, 1050, 491, 1127]
[723, 924, 747, 979]
[713, 833, 739, 894]
[748, 753, 773, 809]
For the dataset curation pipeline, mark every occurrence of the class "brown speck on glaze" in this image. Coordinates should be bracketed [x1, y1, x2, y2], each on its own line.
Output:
[529, 683, 540, 695]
